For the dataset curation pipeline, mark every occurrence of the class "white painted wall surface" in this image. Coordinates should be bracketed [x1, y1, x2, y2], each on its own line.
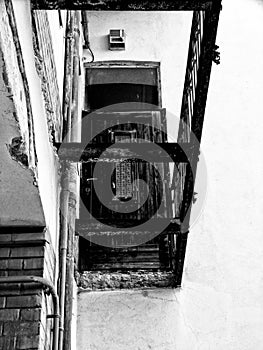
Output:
[84, 11, 192, 137]
[184, 0, 263, 347]
[78, 1, 263, 349]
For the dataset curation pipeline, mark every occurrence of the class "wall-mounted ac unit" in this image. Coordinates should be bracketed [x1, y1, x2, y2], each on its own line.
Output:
[108, 29, 126, 51]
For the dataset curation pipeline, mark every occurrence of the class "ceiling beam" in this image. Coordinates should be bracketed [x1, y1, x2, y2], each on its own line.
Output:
[31, 0, 215, 11]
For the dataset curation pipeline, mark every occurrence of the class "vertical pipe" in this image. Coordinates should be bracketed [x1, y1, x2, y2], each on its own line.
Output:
[63, 10, 81, 350]
[71, 11, 81, 142]
[58, 10, 73, 350]
[64, 167, 78, 350]
[59, 8, 81, 350]
[58, 168, 70, 350]
[62, 11, 74, 142]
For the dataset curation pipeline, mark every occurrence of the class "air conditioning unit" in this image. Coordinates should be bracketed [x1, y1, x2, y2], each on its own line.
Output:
[108, 29, 126, 51]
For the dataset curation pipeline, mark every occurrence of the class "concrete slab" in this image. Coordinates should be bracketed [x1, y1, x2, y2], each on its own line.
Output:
[77, 285, 231, 350]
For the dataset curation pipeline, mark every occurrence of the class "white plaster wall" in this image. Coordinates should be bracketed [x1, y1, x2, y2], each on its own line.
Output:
[183, 0, 263, 347]
[84, 11, 192, 137]
[78, 1, 263, 349]
[0, 1, 45, 226]
[11, 0, 60, 248]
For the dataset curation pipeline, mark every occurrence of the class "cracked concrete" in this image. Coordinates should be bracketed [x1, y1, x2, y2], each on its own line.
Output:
[78, 271, 175, 290]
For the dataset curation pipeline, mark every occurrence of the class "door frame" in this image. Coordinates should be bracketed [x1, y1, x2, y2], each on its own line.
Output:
[84, 60, 162, 108]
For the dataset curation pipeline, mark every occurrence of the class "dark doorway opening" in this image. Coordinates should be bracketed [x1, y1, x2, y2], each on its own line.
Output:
[86, 83, 159, 111]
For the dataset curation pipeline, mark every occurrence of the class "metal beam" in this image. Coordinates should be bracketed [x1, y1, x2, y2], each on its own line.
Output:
[31, 0, 214, 11]
[191, 7, 221, 142]
[175, 3, 221, 287]
[58, 142, 192, 163]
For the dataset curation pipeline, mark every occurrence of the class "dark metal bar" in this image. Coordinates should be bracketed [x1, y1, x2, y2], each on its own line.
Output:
[175, 2, 222, 286]
[31, 0, 213, 11]
[173, 231, 189, 286]
[178, 10, 204, 143]
[191, 7, 222, 142]
[58, 142, 192, 163]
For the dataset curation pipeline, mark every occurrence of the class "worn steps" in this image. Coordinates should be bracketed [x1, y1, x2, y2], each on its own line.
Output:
[79, 237, 171, 271]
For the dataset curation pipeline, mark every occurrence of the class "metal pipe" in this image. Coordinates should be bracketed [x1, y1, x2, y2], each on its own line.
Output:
[0, 276, 59, 350]
[63, 190, 77, 350]
[63, 11, 81, 350]
[81, 10, 90, 49]
[60, 14, 74, 348]
[81, 10, 94, 62]
[58, 168, 70, 350]
[62, 11, 75, 142]
[71, 11, 81, 142]
[60, 9, 81, 350]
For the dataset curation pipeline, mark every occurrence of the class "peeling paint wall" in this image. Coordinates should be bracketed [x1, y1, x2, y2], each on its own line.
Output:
[11, 0, 61, 248]
[0, 1, 31, 166]
[0, 2, 45, 227]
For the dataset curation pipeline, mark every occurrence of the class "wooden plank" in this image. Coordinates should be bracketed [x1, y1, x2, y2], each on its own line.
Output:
[86, 67, 158, 86]
[86, 256, 160, 263]
[86, 262, 161, 270]
[76, 218, 180, 236]
[58, 142, 192, 163]
[31, 0, 214, 11]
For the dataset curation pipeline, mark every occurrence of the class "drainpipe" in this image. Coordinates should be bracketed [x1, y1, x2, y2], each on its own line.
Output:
[59, 9, 82, 350]
[58, 168, 70, 350]
[81, 10, 94, 63]
[71, 11, 81, 142]
[62, 11, 74, 143]
[81, 10, 90, 49]
[59, 10, 74, 350]
[0, 276, 59, 350]
[63, 11, 81, 350]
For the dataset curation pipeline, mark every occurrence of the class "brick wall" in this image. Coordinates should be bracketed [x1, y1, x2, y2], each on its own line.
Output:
[0, 228, 56, 350]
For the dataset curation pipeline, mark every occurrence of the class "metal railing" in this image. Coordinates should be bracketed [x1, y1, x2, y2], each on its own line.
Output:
[178, 10, 205, 143]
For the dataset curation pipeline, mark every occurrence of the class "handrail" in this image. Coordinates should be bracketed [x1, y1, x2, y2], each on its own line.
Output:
[0, 276, 59, 350]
